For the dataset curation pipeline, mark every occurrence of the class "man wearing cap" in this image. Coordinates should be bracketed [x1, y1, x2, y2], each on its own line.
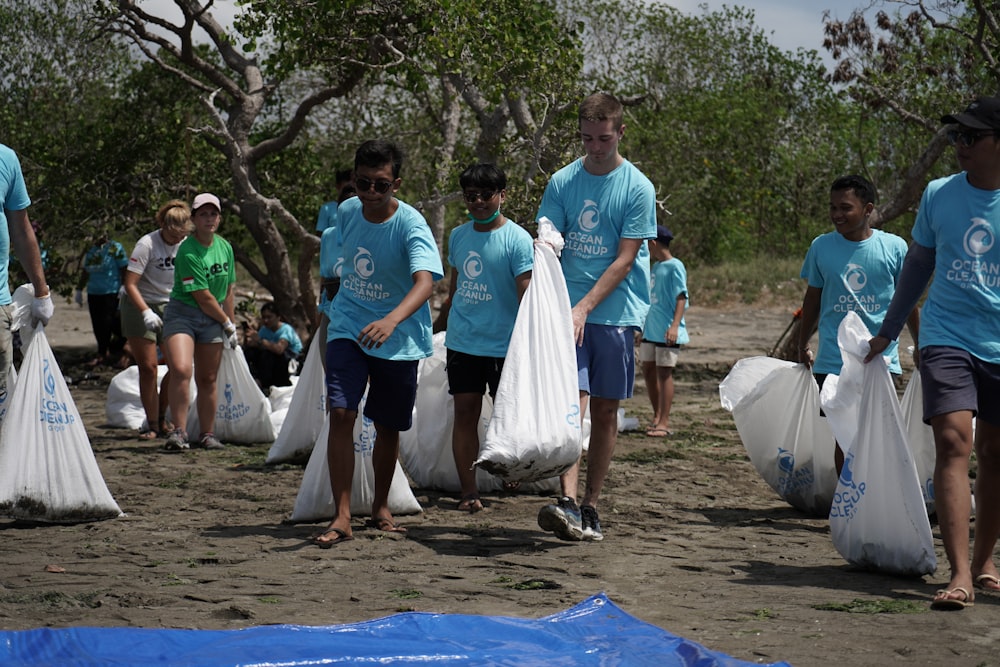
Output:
[868, 95, 1000, 610]
[1, 143, 53, 405]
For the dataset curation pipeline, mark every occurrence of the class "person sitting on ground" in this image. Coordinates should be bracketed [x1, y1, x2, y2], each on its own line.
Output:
[639, 224, 687, 438]
[437, 163, 533, 513]
[244, 302, 303, 393]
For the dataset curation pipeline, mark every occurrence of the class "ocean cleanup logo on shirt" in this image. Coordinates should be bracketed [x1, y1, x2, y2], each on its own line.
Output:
[566, 199, 610, 257]
[949, 217, 1000, 288]
[343, 247, 390, 301]
[456, 251, 492, 304]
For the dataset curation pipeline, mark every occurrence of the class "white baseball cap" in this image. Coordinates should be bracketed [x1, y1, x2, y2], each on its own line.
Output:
[192, 192, 221, 212]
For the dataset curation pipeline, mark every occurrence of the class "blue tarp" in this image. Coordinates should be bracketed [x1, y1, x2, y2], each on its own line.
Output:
[0, 593, 792, 666]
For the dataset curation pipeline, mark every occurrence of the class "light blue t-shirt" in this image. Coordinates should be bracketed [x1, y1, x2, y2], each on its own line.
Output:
[83, 241, 129, 295]
[912, 172, 1000, 363]
[316, 200, 338, 233]
[536, 158, 656, 327]
[326, 196, 444, 360]
[445, 219, 534, 357]
[318, 224, 344, 317]
[643, 257, 689, 346]
[260, 321, 303, 356]
[800, 229, 908, 374]
[1, 144, 31, 306]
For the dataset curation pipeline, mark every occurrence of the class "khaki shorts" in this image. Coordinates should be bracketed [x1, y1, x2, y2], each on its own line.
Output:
[121, 298, 166, 343]
[639, 340, 679, 368]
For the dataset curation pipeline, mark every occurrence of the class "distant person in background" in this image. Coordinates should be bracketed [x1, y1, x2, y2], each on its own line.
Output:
[315, 168, 355, 235]
[121, 200, 190, 440]
[76, 231, 129, 367]
[244, 302, 303, 393]
[639, 224, 687, 439]
[1, 143, 53, 403]
[161, 193, 236, 452]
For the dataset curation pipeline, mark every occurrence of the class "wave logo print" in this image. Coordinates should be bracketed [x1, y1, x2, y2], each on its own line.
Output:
[354, 247, 375, 279]
[844, 263, 868, 292]
[462, 251, 483, 279]
[578, 199, 600, 232]
[777, 447, 795, 475]
[963, 218, 994, 257]
[43, 358, 57, 397]
[333, 256, 345, 278]
[217, 382, 250, 422]
[830, 454, 866, 521]
[225, 382, 234, 406]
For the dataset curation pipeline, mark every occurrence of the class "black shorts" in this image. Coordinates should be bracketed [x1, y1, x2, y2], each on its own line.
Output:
[446, 349, 504, 397]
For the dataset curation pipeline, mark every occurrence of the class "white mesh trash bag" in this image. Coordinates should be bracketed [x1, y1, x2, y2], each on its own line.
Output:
[290, 392, 422, 522]
[187, 346, 275, 444]
[720, 356, 838, 517]
[476, 240, 581, 483]
[266, 338, 326, 464]
[398, 333, 559, 494]
[824, 311, 936, 576]
[0, 324, 123, 523]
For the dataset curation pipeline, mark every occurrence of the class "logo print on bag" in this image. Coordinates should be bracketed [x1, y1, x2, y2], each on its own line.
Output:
[964, 218, 994, 256]
[39, 358, 75, 431]
[830, 454, 866, 521]
[216, 382, 250, 421]
[775, 446, 814, 497]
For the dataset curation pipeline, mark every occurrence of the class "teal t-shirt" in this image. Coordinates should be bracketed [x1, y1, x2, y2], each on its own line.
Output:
[643, 257, 689, 345]
[445, 219, 534, 357]
[536, 158, 656, 327]
[0, 144, 31, 305]
[318, 224, 344, 318]
[170, 235, 236, 308]
[260, 321, 303, 356]
[316, 200, 338, 233]
[912, 172, 1000, 363]
[83, 241, 129, 295]
[326, 197, 444, 360]
[800, 229, 908, 374]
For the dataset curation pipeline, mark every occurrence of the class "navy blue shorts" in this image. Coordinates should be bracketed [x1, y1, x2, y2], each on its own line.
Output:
[446, 349, 504, 397]
[920, 345, 1000, 426]
[576, 323, 636, 400]
[325, 338, 418, 432]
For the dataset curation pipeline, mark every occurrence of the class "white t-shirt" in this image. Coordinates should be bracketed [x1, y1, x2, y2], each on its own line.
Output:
[127, 230, 183, 305]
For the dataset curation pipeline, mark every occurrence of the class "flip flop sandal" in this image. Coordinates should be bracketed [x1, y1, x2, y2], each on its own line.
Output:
[366, 517, 407, 534]
[930, 587, 973, 610]
[313, 527, 354, 549]
[137, 428, 159, 441]
[457, 495, 483, 513]
[975, 574, 1000, 592]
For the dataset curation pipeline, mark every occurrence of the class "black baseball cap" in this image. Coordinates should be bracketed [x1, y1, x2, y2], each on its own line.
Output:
[655, 224, 674, 245]
[941, 96, 1000, 131]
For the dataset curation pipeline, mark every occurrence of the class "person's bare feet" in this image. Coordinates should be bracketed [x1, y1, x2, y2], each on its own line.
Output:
[457, 495, 483, 513]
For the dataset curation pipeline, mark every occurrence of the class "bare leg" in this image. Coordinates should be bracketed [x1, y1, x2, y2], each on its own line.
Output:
[580, 396, 620, 510]
[452, 392, 484, 511]
[317, 408, 357, 542]
[129, 336, 160, 433]
[930, 410, 976, 604]
[971, 420, 1000, 589]
[193, 342, 223, 436]
[641, 360, 659, 424]
[649, 365, 674, 433]
[163, 333, 194, 434]
[370, 423, 404, 529]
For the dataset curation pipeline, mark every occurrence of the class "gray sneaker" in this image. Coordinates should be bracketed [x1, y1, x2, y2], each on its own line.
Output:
[581, 505, 604, 541]
[163, 429, 190, 452]
[196, 432, 225, 450]
[537, 496, 583, 541]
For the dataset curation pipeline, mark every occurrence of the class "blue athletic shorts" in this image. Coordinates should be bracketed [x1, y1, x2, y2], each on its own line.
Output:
[576, 323, 637, 400]
[920, 345, 1000, 426]
[325, 338, 418, 431]
[446, 348, 504, 397]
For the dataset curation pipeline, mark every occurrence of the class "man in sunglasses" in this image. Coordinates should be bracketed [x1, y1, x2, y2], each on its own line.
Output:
[868, 95, 1000, 611]
[314, 139, 443, 547]
[535, 92, 657, 542]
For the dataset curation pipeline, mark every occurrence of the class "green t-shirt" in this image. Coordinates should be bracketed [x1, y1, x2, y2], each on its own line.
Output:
[170, 235, 236, 307]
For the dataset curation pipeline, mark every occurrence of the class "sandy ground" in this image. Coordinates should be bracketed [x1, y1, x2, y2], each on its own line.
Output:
[2, 301, 999, 667]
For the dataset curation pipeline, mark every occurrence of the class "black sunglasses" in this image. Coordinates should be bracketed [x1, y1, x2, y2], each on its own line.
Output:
[947, 129, 995, 148]
[355, 177, 394, 194]
[462, 190, 498, 203]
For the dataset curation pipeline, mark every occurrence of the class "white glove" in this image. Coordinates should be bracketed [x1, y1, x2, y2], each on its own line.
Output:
[141, 308, 163, 333]
[74, 289, 84, 307]
[223, 320, 238, 350]
[118, 285, 127, 301]
[32, 293, 54, 327]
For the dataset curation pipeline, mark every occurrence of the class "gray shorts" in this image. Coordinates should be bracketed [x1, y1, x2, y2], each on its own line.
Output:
[638, 340, 679, 367]
[0, 303, 12, 401]
[162, 300, 225, 345]
[920, 345, 1000, 426]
